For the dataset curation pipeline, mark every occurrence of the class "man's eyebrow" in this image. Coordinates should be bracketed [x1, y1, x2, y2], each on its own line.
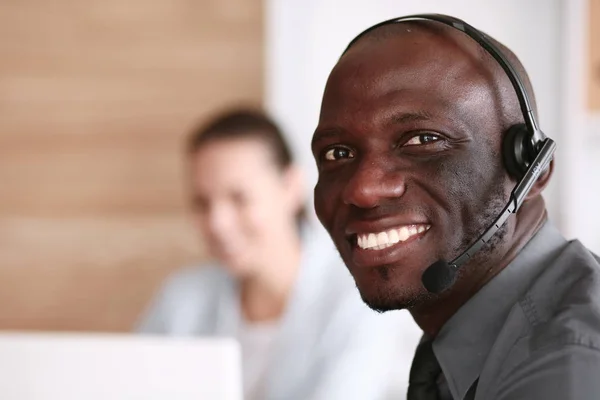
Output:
[311, 111, 434, 147]
[311, 128, 340, 148]
[389, 111, 434, 125]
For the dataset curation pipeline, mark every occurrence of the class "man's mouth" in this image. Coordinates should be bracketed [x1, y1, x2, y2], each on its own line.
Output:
[352, 224, 431, 250]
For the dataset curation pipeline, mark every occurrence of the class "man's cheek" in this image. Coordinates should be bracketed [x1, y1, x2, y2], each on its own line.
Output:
[430, 155, 484, 198]
[313, 186, 328, 222]
[314, 188, 336, 230]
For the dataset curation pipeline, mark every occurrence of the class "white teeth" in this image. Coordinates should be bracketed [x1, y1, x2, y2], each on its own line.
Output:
[356, 225, 430, 250]
[389, 229, 399, 243]
[398, 227, 410, 241]
[367, 233, 377, 248]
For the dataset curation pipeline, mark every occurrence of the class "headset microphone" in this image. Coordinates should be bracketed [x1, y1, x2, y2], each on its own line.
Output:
[344, 14, 557, 294]
[421, 139, 555, 293]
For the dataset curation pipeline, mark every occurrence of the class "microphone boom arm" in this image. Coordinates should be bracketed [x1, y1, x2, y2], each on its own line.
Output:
[448, 138, 556, 270]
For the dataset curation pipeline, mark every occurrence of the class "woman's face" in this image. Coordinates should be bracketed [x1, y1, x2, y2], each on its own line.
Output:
[188, 137, 303, 277]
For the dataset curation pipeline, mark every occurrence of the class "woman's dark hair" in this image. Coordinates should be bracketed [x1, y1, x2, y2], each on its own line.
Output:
[187, 108, 307, 225]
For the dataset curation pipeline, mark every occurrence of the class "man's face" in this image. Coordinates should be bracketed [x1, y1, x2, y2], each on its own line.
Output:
[312, 31, 511, 311]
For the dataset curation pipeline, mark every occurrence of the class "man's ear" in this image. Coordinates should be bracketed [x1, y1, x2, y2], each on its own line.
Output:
[525, 158, 554, 201]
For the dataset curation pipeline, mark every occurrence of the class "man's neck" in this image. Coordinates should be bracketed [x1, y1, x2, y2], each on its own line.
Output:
[410, 197, 548, 337]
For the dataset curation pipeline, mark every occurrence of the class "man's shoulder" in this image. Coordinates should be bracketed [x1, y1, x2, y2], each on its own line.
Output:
[478, 241, 600, 398]
[506, 239, 600, 358]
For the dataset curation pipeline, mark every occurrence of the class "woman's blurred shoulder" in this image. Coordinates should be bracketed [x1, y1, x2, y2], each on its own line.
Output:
[135, 262, 233, 334]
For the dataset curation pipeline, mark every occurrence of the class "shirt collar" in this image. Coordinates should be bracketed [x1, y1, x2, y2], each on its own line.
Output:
[432, 221, 567, 399]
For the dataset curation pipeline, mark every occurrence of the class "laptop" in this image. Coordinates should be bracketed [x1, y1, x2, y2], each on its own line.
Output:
[0, 332, 242, 400]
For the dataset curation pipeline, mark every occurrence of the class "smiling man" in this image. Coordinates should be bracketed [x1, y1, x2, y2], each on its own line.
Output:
[312, 14, 600, 400]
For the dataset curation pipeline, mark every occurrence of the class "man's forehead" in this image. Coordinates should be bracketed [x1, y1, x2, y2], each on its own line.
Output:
[322, 34, 487, 113]
[342, 20, 478, 59]
[316, 28, 508, 142]
[336, 24, 483, 79]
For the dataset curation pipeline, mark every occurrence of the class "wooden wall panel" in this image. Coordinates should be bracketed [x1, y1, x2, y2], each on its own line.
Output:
[0, 0, 263, 331]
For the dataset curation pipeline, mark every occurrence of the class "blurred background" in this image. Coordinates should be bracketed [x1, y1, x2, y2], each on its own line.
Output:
[0, 0, 598, 333]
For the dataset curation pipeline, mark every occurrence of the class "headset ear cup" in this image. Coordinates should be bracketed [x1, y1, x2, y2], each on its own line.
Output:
[502, 124, 531, 179]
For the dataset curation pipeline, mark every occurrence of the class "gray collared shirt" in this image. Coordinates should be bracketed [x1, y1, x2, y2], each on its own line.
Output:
[432, 221, 600, 399]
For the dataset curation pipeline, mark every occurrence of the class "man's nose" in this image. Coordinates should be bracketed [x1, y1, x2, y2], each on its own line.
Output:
[342, 158, 407, 209]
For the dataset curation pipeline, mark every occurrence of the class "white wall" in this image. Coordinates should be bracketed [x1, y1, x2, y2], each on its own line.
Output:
[265, 0, 565, 230]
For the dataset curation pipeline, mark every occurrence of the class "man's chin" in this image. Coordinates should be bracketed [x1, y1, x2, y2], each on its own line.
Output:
[351, 267, 434, 312]
[359, 289, 433, 313]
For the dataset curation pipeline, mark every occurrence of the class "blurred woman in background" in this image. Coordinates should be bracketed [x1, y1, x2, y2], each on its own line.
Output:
[137, 108, 411, 400]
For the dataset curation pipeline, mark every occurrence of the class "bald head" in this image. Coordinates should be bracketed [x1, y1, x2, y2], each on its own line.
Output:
[339, 20, 537, 131]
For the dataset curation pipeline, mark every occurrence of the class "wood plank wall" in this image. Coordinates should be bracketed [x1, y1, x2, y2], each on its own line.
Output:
[0, 0, 263, 331]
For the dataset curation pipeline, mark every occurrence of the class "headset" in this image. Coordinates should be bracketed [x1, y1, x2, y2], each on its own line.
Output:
[343, 14, 557, 293]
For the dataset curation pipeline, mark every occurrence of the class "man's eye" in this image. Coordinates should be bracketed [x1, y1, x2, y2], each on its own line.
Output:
[404, 133, 441, 146]
[323, 147, 355, 161]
